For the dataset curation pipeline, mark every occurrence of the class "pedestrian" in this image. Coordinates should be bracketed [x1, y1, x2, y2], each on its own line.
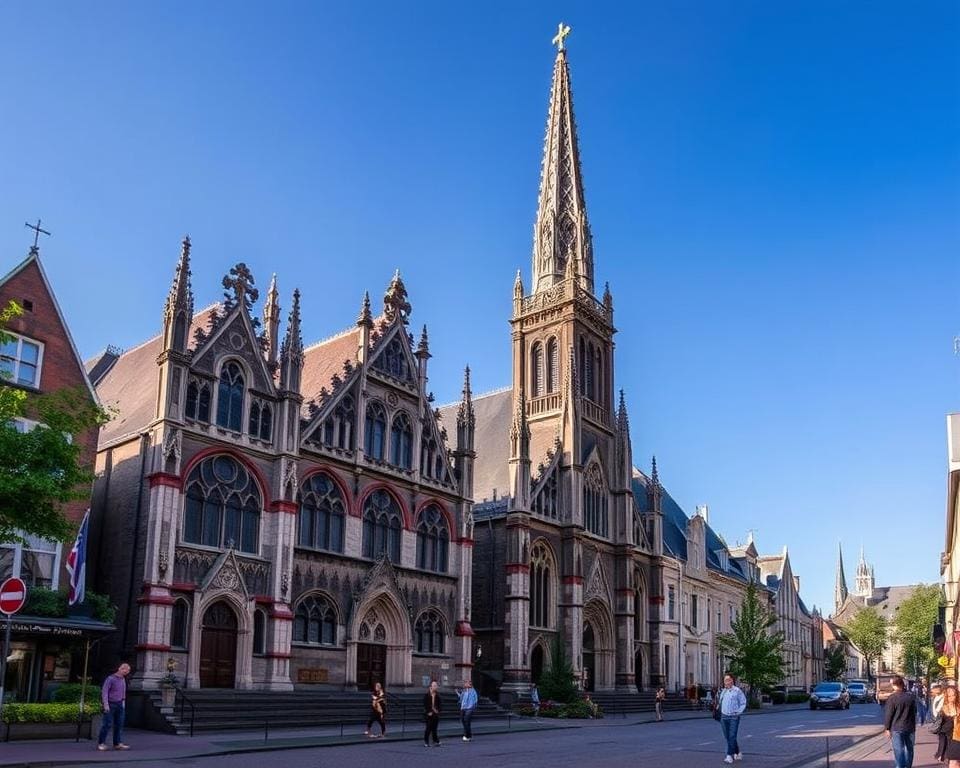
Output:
[717, 672, 747, 764]
[884, 675, 917, 768]
[655, 687, 665, 722]
[423, 679, 442, 747]
[918, 682, 930, 725]
[934, 684, 957, 764]
[97, 662, 131, 751]
[457, 679, 478, 742]
[365, 681, 387, 738]
[530, 683, 541, 720]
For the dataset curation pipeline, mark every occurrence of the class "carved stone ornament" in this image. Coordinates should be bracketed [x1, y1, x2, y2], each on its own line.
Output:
[229, 331, 246, 351]
[281, 457, 298, 500]
[162, 428, 182, 467]
[215, 561, 241, 591]
[158, 550, 169, 579]
[386, 392, 399, 406]
[281, 571, 289, 598]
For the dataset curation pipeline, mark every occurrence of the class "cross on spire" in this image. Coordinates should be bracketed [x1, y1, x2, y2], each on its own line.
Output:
[24, 219, 51, 250]
[552, 22, 571, 51]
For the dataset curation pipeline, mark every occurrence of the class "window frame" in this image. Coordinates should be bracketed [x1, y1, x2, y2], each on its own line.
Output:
[215, 361, 246, 433]
[0, 532, 62, 590]
[0, 332, 43, 389]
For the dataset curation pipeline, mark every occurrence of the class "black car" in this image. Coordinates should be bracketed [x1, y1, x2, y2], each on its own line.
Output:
[847, 682, 869, 703]
[809, 682, 850, 710]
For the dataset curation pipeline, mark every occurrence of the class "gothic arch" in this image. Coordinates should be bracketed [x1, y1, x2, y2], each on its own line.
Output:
[300, 466, 354, 511]
[187, 589, 254, 689]
[529, 539, 557, 630]
[179, 447, 270, 504]
[582, 598, 616, 691]
[347, 588, 413, 688]
[356, 483, 413, 529]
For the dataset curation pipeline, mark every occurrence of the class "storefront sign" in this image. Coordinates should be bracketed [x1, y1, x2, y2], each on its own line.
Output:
[11, 623, 84, 637]
[297, 667, 329, 683]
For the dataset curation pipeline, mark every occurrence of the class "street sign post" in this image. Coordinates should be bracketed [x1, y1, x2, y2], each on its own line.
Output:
[0, 577, 27, 718]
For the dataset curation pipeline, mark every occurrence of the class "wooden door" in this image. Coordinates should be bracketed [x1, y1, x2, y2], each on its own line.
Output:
[356, 643, 386, 690]
[199, 602, 237, 688]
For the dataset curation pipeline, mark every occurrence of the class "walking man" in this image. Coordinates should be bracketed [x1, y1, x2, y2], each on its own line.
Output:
[884, 676, 917, 768]
[655, 687, 666, 722]
[97, 662, 131, 751]
[531, 683, 541, 720]
[458, 679, 478, 742]
[423, 680, 442, 747]
[717, 673, 747, 764]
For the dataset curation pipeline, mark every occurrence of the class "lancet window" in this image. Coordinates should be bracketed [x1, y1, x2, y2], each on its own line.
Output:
[415, 504, 449, 573]
[390, 411, 414, 469]
[361, 489, 402, 562]
[364, 401, 387, 460]
[292, 594, 337, 645]
[322, 394, 355, 451]
[546, 337, 559, 393]
[583, 463, 608, 537]
[185, 378, 211, 423]
[373, 336, 410, 381]
[216, 362, 245, 432]
[183, 454, 261, 553]
[297, 472, 345, 553]
[529, 542, 553, 629]
[532, 470, 559, 519]
[531, 342, 544, 397]
[414, 610, 446, 654]
[248, 398, 273, 442]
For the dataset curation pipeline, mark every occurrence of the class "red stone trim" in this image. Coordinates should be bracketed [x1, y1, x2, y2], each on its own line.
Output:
[137, 584, 175, 606]
[506, 564, 530, 574]
[650, 596, 665, 605]
[269, 500, 298, 514]
[457, 537, 475, 547]
[454, 621, 475, 637]
[135, 643, 172, 652]
[616, 588, 634, 596]
[264, 652, 292, 659]
[170, 582, 197, 592]
[148, 472, 182, 490]
[562, 576, 584, 585]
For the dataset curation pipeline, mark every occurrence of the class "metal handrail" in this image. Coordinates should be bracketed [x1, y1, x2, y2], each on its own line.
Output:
[175, 688, 197, 737]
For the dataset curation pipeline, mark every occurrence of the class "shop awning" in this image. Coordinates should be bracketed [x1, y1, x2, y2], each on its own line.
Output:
[6, 614, 116, 639]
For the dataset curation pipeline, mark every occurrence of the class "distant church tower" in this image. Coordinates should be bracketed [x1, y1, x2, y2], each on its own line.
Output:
[855, 547, 875, 597]
[834, 542, 849, 615]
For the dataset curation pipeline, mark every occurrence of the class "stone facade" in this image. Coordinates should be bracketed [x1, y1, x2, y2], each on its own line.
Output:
[90, 248, 475, 691]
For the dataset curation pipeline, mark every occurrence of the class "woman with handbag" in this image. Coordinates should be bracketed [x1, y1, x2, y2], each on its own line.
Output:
[937, 685, 958, 765]
[365, 682, 387, 738]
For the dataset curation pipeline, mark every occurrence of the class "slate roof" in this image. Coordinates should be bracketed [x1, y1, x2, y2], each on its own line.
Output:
[438, 386, 513, 503]
[832, 585, 922, 625]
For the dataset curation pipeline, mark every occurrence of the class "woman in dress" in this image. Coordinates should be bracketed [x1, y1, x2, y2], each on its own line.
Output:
[941, 685, 958, 766]
[365, 682, 387, 738]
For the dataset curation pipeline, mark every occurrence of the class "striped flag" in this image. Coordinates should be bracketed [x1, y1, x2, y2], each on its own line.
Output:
[66, 510, 89, 606]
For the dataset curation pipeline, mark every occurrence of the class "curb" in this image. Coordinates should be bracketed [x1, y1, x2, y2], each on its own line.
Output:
[779, 730, 886, 768]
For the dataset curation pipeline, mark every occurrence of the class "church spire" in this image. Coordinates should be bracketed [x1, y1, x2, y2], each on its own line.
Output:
[263, 273, 281, 368]
[162, 235, 194, 353]
[835, 542, 849, 613]
[279, 289, 304, 392]
[531, 26, 594, 296]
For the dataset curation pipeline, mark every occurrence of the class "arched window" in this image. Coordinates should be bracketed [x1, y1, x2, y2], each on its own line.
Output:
[322, 394, 355, 451]
[364, 402, 387, 460]
[415, 505, 449, 573]
[390, 412, 414, 469]
[529, 542, 553, 628]
[414, 610, 446, 654]
[634, 582, 644, 641]
[532, 470, 559, 519]
[185, 380, 211, 422]
[373, 336, 410, 380]
[531, 342, 544, 397]
[579, 337, 588, 398]
[216, 362, 245, 432]
[170, 599, 189, 649]
[253, 609, 266, 655]
[594, 346, 603, 406]
[248, 400, 273, 442]
[546, 337, 559, 393]
[292, 594, 337, 645]
[421, 435, 437, 479]
[583, 463, 608, 537]
[183, 454, 261, 553]
[297, 472, 345, 553]
[362, 489, 402, 562]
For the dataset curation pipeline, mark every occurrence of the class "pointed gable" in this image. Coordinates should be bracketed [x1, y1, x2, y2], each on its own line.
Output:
[190, 306, 276, 393]
[368, 321, 418, 388]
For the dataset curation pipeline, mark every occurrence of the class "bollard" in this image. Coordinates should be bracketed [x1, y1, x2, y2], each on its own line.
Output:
[826, 735, 830, 768]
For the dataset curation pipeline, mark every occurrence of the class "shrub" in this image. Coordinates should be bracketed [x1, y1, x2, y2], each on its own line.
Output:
[787, 693, 809, 704]
[85, 591, 116, 623]
[512, 699, 602, 719]
[51, 683, 100, 704]
[20, 587, 115, 622]
[2, 702, 101, 723]
[538, 638, 579, 704]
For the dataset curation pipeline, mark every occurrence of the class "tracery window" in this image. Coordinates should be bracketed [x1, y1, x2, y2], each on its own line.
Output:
[292, 594, 337, 645]
[248, 399, 273, 441]
[529, 542, 553, 629]
[414, 610, 446, 654]
[216, 362, 245, 432]
[390, 411, 414, 469]
[633, 584, 644, 641]
[297, 472, 345, 553]
[583, 464, 608, 537]
[364, 401, 387, 460]
[373, 336, 410, 381]
[322, 394, 354, 451]
[183, 454, 261, 553]
[532, 470, 559, 519]
[185, 379, 211, 422]
[415, 504, 448, 573]
[546, 337, 559, 393]
[531, 342, 544, 397]
[361, 489, 402, 562]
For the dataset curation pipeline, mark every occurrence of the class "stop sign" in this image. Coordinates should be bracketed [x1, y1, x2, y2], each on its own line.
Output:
[0, 577, 26, 615]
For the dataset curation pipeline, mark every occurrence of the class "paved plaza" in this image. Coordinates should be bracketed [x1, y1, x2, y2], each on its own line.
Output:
[4, 704, 939, 768]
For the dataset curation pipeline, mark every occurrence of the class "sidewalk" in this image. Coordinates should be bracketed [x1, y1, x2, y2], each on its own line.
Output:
[0, 702, 812, 768]
[799, 724, 939, 768]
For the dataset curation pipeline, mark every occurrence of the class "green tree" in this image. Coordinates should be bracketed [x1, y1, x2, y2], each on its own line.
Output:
[892, 584, 940, 679]
[537, 636, 579, 704]
[844, 606, 887, 681]
[824, 644, 846, 681]
[716, 580, 787, 703]
[0, 301, 110, 542]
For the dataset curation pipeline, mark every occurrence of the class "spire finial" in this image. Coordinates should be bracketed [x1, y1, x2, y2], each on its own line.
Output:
[457, 365, 475, 428]
[617, 389, 628, 431]
[357, 291, 373, 327]
[552, 22, 571, 51]
[383, 270, 411, 323]
[417, 324, 430, 356]
[462, 365, 472, 399]
[222, 263, 258, 312]
[164, 233, 194, 323]
[24, 219, 51, 252]
[651, 455, 659, 485]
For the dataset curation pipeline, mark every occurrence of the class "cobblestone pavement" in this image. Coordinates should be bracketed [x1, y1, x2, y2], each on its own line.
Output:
[44, 704, 896, 768]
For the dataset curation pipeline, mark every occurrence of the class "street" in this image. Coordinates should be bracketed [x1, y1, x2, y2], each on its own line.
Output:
[50, 705, 900, 768]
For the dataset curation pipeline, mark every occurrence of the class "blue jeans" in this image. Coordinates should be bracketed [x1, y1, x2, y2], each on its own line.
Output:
[98, 702, 125, 746]
[461, 709, 474, 738]
[891, 731, 915, 768]
[721, 716, 741, 757]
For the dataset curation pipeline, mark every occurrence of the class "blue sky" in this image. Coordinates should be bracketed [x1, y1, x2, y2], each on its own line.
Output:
[2, 1, 958, 614]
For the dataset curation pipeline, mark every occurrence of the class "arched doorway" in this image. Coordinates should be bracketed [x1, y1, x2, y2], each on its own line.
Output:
[200, 601, 238, 688]
[351, 593, 413, 689]
[582, 624, 595, 692]
[530, 644, 545, 684]
[635, 649, 643, 692]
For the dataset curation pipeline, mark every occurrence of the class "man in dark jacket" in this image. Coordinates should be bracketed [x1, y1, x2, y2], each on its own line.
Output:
[423, 680, 442, 747]
[883, 676, 917, 768]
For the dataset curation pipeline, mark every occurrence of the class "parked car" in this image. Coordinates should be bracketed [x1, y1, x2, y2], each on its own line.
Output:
[847, 682, 869, 703]
[809, 682, 850, 710]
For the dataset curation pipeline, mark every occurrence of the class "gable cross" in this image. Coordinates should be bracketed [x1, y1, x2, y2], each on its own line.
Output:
[222, 262, 259, 310]
[24, 219, 51, 250]
[552, 22, 571, 51]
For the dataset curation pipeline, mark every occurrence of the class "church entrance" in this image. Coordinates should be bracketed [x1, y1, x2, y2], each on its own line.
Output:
[582, 624, 595, 692]
[635, 649, 643, 692]
[199, 602, 237, 688]
[356, 643, 386, 691]
[530, 644, 544, 684]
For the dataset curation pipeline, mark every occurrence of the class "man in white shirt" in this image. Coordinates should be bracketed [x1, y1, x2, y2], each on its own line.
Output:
[717, 673, 748, 764]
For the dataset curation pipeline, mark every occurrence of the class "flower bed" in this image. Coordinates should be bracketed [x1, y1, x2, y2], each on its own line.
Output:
[513, 699, 603, 719]
[2, 702, 101, 723]
[1, 703, 102, 742]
